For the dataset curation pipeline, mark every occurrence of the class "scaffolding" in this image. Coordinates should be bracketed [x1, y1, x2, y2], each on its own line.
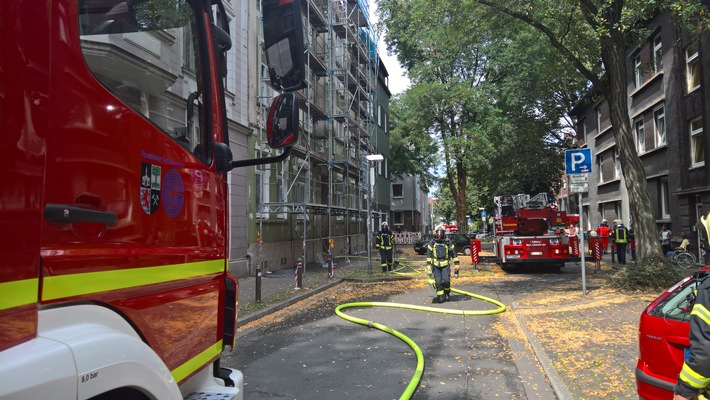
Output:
[254, 0, 381, 270]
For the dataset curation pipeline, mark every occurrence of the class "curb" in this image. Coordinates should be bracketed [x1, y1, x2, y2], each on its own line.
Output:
[236, 278, 344, 329]
[514, 310, 575, 400]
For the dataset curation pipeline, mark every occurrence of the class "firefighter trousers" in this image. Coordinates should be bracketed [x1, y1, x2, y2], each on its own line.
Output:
[379, 248, 393, 271]
[432, 265, 451, 296]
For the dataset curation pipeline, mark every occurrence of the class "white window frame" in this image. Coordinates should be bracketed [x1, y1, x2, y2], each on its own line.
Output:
[255, 168, 271, 219]
[654, 105, 666, 146]
[660, 179, 670, 219]
[614, 148, 620, 179]
[653, 34, 663, 74]
[392, 183, 404, 198]
[597, 108, 603, 133]
[597, 154, 604, 184]
[690, 117, 705, 168]
[634, 52, 642, 88]
[687, 42, 700, 93]
[635, 118, 645, 154]
[393, 211, 403, 226]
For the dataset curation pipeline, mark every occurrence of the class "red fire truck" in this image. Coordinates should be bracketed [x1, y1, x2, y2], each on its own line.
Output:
[0, 0, 304, 398]
[489, 193, 580, 270]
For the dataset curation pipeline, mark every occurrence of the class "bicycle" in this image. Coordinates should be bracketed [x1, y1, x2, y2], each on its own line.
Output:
[672, 246, 698, 269]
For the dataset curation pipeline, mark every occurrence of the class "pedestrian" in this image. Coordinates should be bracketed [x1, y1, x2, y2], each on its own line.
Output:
[628, 228, 636, 261]
[660, 224, 673, 257]
[426, 227, 460, 303]
[596, 219, 611, 254]
[375, 221, 394, 272]
[613, 220, 629, 264]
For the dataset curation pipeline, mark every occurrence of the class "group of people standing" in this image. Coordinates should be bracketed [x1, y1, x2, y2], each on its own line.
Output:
[589, 219, 634, 264]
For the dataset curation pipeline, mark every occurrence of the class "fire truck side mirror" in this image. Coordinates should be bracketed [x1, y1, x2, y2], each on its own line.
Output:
[262, 0, 307, 92]
[267, 93, 299, 148]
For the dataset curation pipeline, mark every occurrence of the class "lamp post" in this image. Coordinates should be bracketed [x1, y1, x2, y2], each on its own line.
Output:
[366, 154, 384, 274]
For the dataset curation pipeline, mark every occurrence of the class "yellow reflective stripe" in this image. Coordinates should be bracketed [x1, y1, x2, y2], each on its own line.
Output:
[681, 363, 710, 389]
[171, 340, 223, 383]
[693, 304, 710, 326]
[42, 259, 224, 301]
[0, 278, 39, 310]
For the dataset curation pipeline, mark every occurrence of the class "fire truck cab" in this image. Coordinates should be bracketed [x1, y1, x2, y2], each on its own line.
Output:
[490, 193, 580, 270]
[0, 0, 304, 398]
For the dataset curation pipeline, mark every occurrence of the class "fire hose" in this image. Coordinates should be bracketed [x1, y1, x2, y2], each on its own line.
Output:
[334, 265, 507, 400]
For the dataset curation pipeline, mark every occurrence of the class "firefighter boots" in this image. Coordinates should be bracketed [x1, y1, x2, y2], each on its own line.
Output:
[437, 295, 444, 304]
[444, 293, 450, 302]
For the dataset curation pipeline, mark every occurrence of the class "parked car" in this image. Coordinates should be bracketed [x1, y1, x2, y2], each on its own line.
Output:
[413, 233, 471, 256]
[636, 269, 709, 399]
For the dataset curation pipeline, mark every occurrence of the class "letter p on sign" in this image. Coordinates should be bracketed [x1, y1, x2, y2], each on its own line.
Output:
[565, 149, 592, 175]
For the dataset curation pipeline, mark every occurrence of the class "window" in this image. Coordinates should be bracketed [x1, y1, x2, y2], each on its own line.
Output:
[653, 34, 663, 74]
[393, 212, 403, 225]
[635, 118, 645, 153]
[614, 148, 620, 179]
[378, 105, 383, 127]
[687, 42, 700, 92]
[634, 52, 642, 88]
[392, 183, 403, 198]
[654, 106, 666, 146]
[582, 121, 588, 146]
[597, 108, 603, 133]
[661, 179, 670, 219]
[78, 0, 209, 163]
[597, 154, 604, 183]
[690, 117, 704, 168]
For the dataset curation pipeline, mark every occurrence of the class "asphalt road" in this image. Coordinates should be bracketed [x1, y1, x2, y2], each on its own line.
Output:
[223, 276, 561, 399]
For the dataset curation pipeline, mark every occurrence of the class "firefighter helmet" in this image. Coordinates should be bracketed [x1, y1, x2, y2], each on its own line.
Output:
[435, 228, 446, 240]
[381, 221, 388, 229]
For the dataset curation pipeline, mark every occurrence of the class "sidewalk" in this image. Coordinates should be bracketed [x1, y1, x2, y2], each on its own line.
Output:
[235, 249, 653, 399]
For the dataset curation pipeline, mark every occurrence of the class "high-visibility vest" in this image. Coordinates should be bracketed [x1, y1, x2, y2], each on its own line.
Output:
[614, 226, 628, 244]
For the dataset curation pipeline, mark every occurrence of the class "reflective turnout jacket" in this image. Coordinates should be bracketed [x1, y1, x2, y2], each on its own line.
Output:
[675, 276, 710, 398]
[376, 230, 394, 250]
[426, 239, 459, 268]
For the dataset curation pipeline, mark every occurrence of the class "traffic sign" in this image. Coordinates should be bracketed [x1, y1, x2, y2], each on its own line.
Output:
[565, 149, 592, 175]
[569, 174, 588, 184]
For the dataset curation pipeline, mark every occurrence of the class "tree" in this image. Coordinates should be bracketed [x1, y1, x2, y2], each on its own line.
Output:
[469, 0, 710, 260]
[377, 0, 586, 231]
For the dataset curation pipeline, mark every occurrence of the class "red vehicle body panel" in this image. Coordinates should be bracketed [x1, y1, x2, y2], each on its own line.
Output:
[636, 276, 697, 399]
[0, 0, 231, 384]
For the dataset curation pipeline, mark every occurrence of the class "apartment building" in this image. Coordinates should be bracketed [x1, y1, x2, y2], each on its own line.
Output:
[221, 0, 390, 276]
[567, 12, 709, 256]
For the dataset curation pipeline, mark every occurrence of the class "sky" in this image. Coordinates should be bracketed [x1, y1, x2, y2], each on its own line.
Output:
[370, 1, 410, 95]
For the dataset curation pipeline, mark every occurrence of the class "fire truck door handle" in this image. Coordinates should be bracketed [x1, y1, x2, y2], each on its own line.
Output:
[45, 204, 118, 226]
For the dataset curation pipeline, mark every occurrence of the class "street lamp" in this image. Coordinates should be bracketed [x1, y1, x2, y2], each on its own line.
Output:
[366, 154, 384, 274]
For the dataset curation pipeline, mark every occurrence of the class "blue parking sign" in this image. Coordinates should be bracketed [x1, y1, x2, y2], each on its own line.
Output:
[565, 149, 592, 175]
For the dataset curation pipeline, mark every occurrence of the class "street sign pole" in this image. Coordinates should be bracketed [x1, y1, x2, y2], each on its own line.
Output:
[579, 192, 586, 295]
[566, 147, 592, 296]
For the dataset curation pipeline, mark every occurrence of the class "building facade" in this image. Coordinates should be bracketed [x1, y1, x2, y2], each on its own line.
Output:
[567, 13, 708, 258]
[221, 0, 391, 276]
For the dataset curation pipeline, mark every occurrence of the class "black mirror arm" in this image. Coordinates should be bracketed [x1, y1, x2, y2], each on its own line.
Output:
[230, 146, 292, 169]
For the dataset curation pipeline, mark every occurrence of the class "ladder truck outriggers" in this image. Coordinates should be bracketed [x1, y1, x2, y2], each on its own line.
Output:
[489, 193, 580, 270]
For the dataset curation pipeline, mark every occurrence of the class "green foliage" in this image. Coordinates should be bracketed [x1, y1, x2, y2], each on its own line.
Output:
[606, 256, 688, 292]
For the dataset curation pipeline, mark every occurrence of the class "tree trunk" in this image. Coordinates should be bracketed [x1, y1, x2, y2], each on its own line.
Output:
[601, 35, 663, 260]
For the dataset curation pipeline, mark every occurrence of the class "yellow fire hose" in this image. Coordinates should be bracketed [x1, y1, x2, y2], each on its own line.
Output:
[334, 259, 507, 400]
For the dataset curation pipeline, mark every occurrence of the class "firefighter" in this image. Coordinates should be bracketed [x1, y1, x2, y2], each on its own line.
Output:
[375, 221, 394, 272]
[613, 220, 628, 265]
[674, 276, 710, 399]
[675, 211, 710, 399]
[596, 219, 611, 254]
[426, 228, 460, 303]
